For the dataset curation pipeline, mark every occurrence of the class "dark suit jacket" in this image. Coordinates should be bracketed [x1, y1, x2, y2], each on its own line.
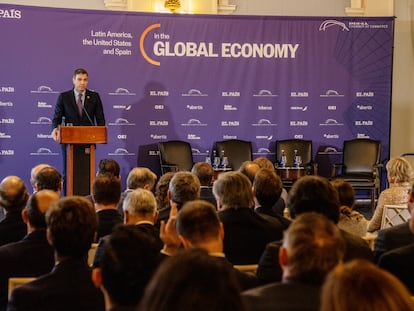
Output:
[373, 222, 414, 262]
[7, 257, 105, 311]
[0, 211, 26, 247]
[378, 243, 414, 294]
[200, 187, 217, 208]
[0, 229, 54, 311]
[242, 281, 321, 311]
[96, 209, 123, 242]
[256, 229, 373, 284]
[218, 207, 284, 265]
[52, 89, 105, 128]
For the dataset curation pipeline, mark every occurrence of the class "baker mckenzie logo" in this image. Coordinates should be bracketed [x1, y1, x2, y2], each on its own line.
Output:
[319, 20, 349, 31]
[38, 101, 52, 108]
[139, 23, 300, 66]
[0, 8, 21, 19]
[0, 132, 11, 139]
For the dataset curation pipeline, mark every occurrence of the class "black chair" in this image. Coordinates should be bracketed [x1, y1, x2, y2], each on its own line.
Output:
[158, 140, 194, 174]
[214, 139, 252, 170]
[275, 139, 316, 174]
[331, 139, 382, 210]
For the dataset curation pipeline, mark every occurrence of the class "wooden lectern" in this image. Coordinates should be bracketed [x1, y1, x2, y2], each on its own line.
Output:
[59, 126, 107, 196]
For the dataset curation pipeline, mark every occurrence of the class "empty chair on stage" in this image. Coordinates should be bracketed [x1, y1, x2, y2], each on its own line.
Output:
[213, 139, 252, 171]
[158, 140, 194, 174]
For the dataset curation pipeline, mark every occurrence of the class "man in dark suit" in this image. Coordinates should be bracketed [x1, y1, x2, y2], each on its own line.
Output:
[256, 175, 373, 284]
[191, 162, 217, 208]
[242, 213, 345, 311]
[0, 176, 28, 247]
[7, 196, 105, 311]
[0, 190, 58, 311]
[213, 172, 284, 265]
[50, 68, 105, 195]
[373, 184, 414, 261]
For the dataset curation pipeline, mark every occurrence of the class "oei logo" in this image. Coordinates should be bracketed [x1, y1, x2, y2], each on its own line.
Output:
[0, 9, 22, 19]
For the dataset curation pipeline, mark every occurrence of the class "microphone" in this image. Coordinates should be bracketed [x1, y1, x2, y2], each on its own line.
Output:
[82, 105, 94, 125]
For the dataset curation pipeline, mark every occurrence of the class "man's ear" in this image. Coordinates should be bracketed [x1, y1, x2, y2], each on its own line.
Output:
[178, 235, 192, 249]
[21, 209, 29, 224]
[167, 189, 172, 201]
[123, 210, 129, 224]
[92, 268, 103, 288]
[219, 221, 225, 240]
[46, 228, 53, 246]
[279, 246, 288, 268]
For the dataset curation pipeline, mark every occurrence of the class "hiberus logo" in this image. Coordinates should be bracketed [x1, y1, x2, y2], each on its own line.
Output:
[0, 8, 22, 19]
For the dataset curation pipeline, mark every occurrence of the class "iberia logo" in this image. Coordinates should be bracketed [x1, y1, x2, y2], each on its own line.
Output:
[139, 23, 161, 66]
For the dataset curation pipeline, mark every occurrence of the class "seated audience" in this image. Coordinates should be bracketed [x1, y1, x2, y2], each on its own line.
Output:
[321, 259, 414, 311]
[238, 161, 261, 184]
[33, 166, 62, 195]
[331, 179, 368, 237]
[118, 167, 157, 217]
[257, 175, 373, 284]
[29, 164, 50, 193]
[92, 175, 123, 241]
[0, 190, 58, 311]
[191, 162, 217, 207]
[86, 158, 120, 204]
[242, 212, 345, 311]
[368, 157, 412, 232]
[373, 183, 414, 261]
[7, 196, 105, 311]
[0, 176, 28, 246]
[92, 225, 161, 310]
[253, 168, 290, 229]
[137, 248, 245, 311]
[213, 171, 284, 264]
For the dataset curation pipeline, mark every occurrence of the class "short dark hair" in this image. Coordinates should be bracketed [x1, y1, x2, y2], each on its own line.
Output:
[35, 166, 62, 192]
[26, 190, 59, 229]
[73, 68, 88, 78]
[46, 196, 97, 258]
[155, 172, 175, 210]
[191, 162, 214, 186]
[213, 172, 254, 209]
[288, 175, 340, 223]
[92, 175, 121, 205]
[176, 200, 220, 244]
[169, 172, 200, 209]
[331, 179, 355, 208]
[253, 168, 283, 208]
[101, 225, 161, 306]
[98, 158, 120, 178]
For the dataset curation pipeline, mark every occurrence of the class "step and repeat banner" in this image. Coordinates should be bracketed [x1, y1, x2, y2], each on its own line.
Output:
[0, 4, 394, 186]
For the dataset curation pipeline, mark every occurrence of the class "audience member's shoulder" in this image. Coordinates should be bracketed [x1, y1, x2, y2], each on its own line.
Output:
[340, 229, 374, 262]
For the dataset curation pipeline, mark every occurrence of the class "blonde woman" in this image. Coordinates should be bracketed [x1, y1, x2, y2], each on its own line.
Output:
[321, 259, 414, 311]
[368, 157, 412, 232]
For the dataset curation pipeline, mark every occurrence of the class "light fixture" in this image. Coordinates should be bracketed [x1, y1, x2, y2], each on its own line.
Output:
[164, 0, 181, 12]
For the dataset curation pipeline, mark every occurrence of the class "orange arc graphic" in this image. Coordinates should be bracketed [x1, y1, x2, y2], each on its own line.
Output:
[140, 23, 161, 66]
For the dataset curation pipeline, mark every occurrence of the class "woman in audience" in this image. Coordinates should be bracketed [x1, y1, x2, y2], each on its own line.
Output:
[331, 179, 368, 237]
[154, 172, 175, 211]
[138, 248, 245, 311]
[368, 157, 412, 232]
[321, 259, 414, 311]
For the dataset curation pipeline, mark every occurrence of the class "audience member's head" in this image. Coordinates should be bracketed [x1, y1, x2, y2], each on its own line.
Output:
[321, 259, 414, 311]
[331, 179, 355, 208]
[123, 188, 158, 224]
[126, 167, 157, 191]
[168, 171, 200, 209]
[176, 200, 223, 250]
[155, 172, 175, 210]
[92, 174, 121, 206]
[97, 158, 120, 178]
[386, 157, 413, 184]
[191, 162, 214, 187]
[0, 176, 29, 213]
[288, 175, 340, 223]
[46, 196, 97, 259]
[92, 225, 161, 309]
[30, 163, 50, 191]
[238, 161, 260, 183]
[34, 166, 62, 193]
[280, 212, 345, 286]
[253, 157, 275, 171]
[138, 249, 244, 311]
[24, 189, 60, 231]
[253, 168, 283, 208]
[213, 171, 254, 210]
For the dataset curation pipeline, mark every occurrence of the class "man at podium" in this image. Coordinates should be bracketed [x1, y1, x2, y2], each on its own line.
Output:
[50, 68, 106, 196]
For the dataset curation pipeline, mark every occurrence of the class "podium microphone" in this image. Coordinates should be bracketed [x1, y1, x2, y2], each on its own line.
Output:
[83, 105, 94, 125]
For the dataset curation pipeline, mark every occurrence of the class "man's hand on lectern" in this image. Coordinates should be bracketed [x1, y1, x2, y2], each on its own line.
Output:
[51, 128, 60, 143]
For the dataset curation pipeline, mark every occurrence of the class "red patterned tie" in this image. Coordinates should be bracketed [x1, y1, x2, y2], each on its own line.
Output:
[77, 93, 83, 117]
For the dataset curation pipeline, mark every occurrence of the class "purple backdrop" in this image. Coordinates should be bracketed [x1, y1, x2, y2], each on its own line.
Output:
[0, 4, 394, 188]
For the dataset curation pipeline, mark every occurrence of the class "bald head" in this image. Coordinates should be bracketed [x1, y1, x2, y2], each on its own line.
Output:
[25, 190, 60, 230]
[238, 161, 260, 183]
[0, 176, 28, 212]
